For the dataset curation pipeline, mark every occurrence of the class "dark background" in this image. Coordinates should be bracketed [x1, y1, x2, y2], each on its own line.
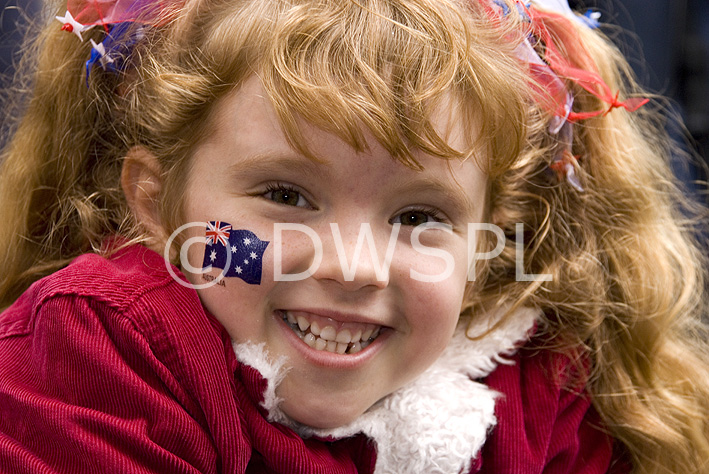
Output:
[2, 0, 708, 189]
[570, 0, 709, 202]
[1, 0, 40, 85]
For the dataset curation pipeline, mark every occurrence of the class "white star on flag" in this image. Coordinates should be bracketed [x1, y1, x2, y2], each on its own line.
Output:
[243, 238, 251, 245]
[250, 252, 258, 259]
[210, 250, 217, 262]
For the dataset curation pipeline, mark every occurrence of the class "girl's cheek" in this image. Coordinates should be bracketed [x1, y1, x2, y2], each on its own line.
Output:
[266, 228, 322, 282]
[399, 241, 468, 287]
[399, 243, 469, 310]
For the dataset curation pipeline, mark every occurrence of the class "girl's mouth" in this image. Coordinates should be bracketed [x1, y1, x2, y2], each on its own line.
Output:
[279, 310, 382, 355]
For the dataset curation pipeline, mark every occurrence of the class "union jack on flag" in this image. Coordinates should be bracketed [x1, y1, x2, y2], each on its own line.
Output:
[205, 221, 232, 246]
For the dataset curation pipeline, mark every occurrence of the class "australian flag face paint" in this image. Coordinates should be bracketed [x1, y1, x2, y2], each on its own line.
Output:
[201, 221, 269, 285]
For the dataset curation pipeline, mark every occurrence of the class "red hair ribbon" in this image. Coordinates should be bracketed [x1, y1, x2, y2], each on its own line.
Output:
[525, 6, 649, 121]
[65, 0, 182, 30]
[477, 0, 649, 191]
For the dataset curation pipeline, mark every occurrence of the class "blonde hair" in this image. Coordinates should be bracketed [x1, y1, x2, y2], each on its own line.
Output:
[1, 0, 708, 471]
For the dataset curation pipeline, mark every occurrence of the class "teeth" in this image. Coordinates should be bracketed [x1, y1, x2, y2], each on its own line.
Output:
[336, 329, 352, 344]
[282, 311, 383, 355]
[319, 326, 336, 342]
[297, 316, 310, 332]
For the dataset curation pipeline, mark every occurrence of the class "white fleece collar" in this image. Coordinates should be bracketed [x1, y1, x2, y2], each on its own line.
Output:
[232, 305, 538, 474]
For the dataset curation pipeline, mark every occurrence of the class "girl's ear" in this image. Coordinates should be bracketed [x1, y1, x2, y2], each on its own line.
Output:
[121, 147, 167, 248]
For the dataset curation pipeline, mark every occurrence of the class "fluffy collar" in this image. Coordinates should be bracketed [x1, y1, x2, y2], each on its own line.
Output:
[232, 305, 538, 474]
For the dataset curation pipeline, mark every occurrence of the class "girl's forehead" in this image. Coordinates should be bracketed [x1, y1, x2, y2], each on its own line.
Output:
[207, 75, 482, 166]
[199, 76, 486, 188]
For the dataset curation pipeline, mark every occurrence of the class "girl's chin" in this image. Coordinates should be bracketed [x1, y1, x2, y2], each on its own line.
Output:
[278, 397, 368, 430]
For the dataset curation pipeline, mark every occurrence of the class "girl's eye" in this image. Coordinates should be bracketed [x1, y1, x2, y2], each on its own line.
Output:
[393, 209, 441, 226]
[264, 185, 309, 208]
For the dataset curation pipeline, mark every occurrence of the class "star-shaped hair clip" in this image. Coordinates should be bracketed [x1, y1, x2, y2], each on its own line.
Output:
[56, 1, 182, 86]
[89, 39, 115, 70]
[56, 10, 88, 41]
[82, 22, 146, 85]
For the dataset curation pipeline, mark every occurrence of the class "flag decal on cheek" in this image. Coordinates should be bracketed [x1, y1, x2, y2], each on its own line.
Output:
[201, 221, 269, 285]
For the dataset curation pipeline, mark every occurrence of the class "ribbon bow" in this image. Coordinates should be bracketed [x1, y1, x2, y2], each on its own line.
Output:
[56, 0, 183, 82]
[482, 0, 648, 191]
[60, 0, 180, 31]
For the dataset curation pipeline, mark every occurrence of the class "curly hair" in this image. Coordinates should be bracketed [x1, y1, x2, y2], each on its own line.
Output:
[1, 1, 707, 471]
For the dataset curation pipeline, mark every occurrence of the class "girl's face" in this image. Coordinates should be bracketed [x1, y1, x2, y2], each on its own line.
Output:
[180, 77, 488, 429]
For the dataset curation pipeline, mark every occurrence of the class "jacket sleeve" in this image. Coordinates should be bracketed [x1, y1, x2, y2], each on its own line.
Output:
[475, 348, 631, 474]
[0, 292, 246, 474]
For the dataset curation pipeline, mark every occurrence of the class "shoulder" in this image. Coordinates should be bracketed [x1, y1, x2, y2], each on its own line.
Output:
[0, 243, 224, 373]
[0, 244, 244, 473]
[2, 243, 205, 334]
[35, 242, 187, 312]
[475, 343, 625, 474]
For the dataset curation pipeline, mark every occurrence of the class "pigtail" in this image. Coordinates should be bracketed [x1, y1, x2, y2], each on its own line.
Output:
[482, 8, 709, 471]
[0, 1, 131, 309]
[568, 26, 709, 472]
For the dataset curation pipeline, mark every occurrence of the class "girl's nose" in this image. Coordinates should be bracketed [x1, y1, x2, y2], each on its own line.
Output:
[312, 222, 396, 291]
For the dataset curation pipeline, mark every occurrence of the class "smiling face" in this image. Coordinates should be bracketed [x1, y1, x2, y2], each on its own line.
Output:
[177, 77, 488, 429]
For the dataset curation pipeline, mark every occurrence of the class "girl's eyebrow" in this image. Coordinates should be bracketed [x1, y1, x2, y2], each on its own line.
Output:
[227, 152, 326, 179]
[396, 177, 480, 217]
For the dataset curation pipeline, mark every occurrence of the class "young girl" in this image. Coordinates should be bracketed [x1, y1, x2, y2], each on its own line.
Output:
[1, 0, 708, 472]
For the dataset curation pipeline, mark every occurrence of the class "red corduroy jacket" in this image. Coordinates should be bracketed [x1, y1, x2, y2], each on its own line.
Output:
[0, 244, 629, 473]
